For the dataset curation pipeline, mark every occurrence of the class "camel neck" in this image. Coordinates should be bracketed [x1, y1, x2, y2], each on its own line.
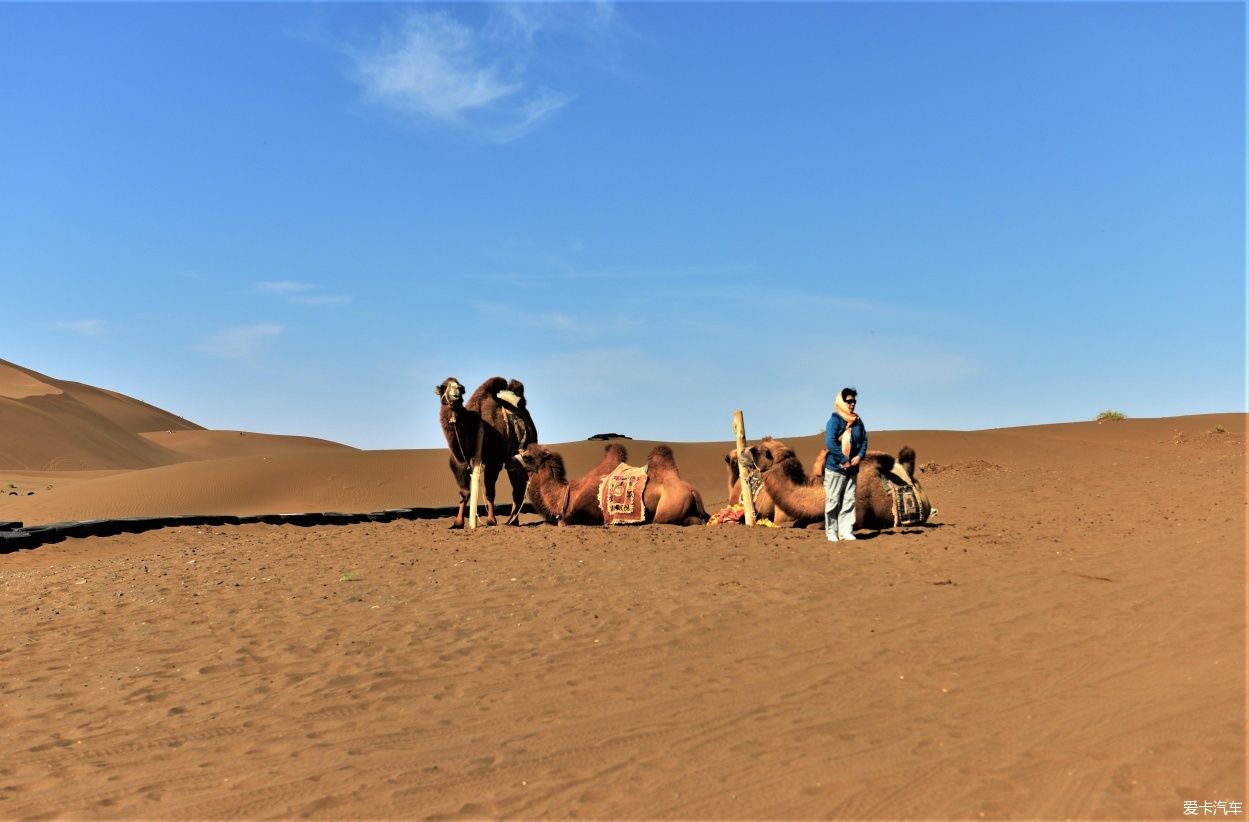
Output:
[442, 404, 474, 465]
[534, 468, 570, 520]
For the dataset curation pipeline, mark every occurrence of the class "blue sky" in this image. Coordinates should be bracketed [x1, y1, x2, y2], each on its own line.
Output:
[1, 2, 1243, 449]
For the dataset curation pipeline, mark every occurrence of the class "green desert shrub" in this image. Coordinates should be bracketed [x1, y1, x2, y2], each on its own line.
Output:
[1096, 410, 1127, 421]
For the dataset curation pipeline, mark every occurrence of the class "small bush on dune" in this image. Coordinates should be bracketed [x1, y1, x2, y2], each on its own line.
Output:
[1096, 410, 1127, 422]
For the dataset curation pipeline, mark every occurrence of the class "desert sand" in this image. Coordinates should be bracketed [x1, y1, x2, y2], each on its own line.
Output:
[1, 358, 1244, 819]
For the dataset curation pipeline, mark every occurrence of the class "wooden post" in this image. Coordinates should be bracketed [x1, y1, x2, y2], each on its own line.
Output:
[467, 422, 485, 529]
[733, 410, 757, 526]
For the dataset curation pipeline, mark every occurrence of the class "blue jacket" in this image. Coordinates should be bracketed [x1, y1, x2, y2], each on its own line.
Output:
[825, 414, 868, 474]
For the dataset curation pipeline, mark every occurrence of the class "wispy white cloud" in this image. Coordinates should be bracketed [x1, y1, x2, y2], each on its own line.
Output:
[471, 300, 640, 344]
[290, 294, 352, 306]
[196, 323, 284, 362]
[54, 319, 108, 337]
[467, 259, 758, 286]
[344, 5, 616, 142]
[255, 280, 316, 294]
[254, 280, 351, 308]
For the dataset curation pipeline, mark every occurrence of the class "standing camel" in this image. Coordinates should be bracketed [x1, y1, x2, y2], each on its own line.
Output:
[435, 376, 538, 528]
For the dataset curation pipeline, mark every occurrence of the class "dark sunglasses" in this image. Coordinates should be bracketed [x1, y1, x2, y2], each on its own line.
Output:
[845, 398, 857, 404]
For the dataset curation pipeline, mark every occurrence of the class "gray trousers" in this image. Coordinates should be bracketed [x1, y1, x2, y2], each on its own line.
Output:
[823, 469, 857, 539]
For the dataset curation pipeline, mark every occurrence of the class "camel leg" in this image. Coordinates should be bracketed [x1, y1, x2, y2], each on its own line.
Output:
[504, 466, 526, 526]
[650, 493, 684, 526]
[772, 508, 798, 528]
[689, 489, 710, 525]
[449, 462, 470, 529]
[451, 493, 468, 529]
[482, 465, 500, 526]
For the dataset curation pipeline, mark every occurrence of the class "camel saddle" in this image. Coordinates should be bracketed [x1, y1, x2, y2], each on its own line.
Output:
[884, 463, 930, 528]
[598, 464, 649, 526]
[495, 390, 534, 451]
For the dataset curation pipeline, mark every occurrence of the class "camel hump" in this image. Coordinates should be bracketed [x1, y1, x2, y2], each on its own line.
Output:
[897, 446, 917, 480]
[467, 376, 508, 408]
[646, 445, 681, 476]
[862, 451, 895, 475]
[495, 378, 529, 409]
[604, 442, 629, 462]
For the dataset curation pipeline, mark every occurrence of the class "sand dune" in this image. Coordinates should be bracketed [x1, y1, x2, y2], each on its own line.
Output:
[139, 429, 356, 462]
[0, 359, 199, 471]
[0, 360, 1242, 819]
[2, 416, 1236, 528]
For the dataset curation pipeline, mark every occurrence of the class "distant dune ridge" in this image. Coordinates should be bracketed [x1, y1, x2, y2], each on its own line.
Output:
[0, 357, 1244, 527]
[0, 358, 351, 476]
[0, 358, 1244, 819]
[0, 358, 199, 470]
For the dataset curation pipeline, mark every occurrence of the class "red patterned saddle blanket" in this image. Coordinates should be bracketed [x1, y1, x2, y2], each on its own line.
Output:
[598, 465, 649, 526]
[884, 463, 932, 527]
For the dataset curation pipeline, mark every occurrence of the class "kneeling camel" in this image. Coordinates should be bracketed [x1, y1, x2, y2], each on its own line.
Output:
[762, 445, 932, 531]
[517, 443, 709, 526]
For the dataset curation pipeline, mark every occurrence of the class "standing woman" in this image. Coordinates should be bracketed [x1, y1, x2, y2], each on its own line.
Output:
[824, 387, 867, 541]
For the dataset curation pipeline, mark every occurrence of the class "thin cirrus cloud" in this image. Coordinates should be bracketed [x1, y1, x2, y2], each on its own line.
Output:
[344, 5, 614, 142]
[289, 294, 352, 306]
[54, 319, 108, 337]
[254, 281, 350, 307]
[255, 280, 316, 294]
[196, 324, 285, 362]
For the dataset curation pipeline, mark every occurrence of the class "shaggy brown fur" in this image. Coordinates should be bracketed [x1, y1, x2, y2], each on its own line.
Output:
[518, 443, 709, 526]
[723, 437, 781, 499]
[643, 445, 710, 526]
[762, 446, 931, 532]
[516, 443, 626, 526]
[724, 438, 827, 525]
[436, 376, 539, 528]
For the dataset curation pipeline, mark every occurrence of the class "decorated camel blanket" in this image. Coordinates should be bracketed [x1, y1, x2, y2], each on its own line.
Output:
[598, 464, 649, 526]
[884, 463, 930, 527]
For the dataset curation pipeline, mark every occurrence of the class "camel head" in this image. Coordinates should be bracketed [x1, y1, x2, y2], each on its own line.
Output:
[515, 443, 552, 473]
[756, 437, 795, 468]
[725, 437, 789, 474]
[771, 451, 811, 485]
[435, 377, 465, 406]
[516, 444, 570, 486]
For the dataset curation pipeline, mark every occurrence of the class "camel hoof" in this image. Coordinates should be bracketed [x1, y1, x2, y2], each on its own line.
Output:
[448, 521, 464, 530]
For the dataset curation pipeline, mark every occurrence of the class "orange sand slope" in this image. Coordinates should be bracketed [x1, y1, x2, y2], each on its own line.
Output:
[0, 358, 202, 471]
[1, 410, 1243, 819]
[0, 358, 359, 476]
[139, 429, 354, 462]
[0, 361, 1243, 818]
